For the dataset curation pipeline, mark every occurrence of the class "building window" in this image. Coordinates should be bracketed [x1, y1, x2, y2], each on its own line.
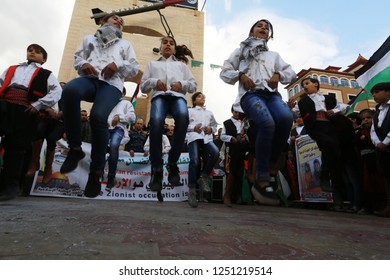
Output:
[312, 74, 318, 80]
[320, 75, 329, 84]
[328, 92, 336, 99]
[340, 78, 349, 87]
[330, 77, 338, 86]
[294, 85, 300, 94]
[348, 94, 355, 101]
[288, 89, 294, 98]
[351, 80, 359, 88]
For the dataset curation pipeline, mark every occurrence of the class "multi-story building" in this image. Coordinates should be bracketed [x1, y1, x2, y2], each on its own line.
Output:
[286, 54, 376, 113]
[58, 0, 204, 125]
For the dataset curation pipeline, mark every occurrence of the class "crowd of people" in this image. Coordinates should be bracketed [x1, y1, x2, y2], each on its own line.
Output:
[0, 15, 389, 217]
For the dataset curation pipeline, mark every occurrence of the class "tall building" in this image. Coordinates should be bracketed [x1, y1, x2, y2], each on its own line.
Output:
[58, 0, 204, 124]
[286, 54, 376, 113]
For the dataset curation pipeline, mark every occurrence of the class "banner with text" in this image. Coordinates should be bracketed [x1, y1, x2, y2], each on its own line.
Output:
[30, 140, 190, 202]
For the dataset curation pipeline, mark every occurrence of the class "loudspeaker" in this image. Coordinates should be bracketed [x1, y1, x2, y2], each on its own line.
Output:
[211, 175, 225, 202]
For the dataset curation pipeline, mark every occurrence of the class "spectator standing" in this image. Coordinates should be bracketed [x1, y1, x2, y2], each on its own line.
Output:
[80, 109, 92, 143]
[106, 89, 136, 191]
[370, 82, 390, 217]
[186, 92, 219, 208]
[221, 105, 249, 207]
[124, 117, 147, 157]
[0, 44, 61, 200]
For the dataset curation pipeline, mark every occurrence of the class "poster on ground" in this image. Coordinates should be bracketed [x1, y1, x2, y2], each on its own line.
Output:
[30, 139, 190, 201]
[295, 135, 333, 202]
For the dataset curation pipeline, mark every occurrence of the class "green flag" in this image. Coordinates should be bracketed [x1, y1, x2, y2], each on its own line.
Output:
[348, 36, 390, 113]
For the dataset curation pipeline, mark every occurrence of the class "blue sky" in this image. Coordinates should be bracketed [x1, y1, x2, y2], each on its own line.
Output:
[0, 0, 389, 123]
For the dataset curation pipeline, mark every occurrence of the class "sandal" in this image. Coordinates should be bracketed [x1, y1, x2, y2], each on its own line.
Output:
[253, 181, 279, 200]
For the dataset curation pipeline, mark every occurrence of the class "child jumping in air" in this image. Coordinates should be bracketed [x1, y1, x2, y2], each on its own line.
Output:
[220, 19, 296, 203]
[141, 36, 197, 193]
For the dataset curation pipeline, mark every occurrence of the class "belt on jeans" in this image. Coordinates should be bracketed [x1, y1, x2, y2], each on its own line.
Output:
[316, 111, 329, 121]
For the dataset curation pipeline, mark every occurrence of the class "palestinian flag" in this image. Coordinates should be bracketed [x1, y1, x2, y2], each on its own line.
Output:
[130, 80, 140, 109]
[349, 36, 390, 113]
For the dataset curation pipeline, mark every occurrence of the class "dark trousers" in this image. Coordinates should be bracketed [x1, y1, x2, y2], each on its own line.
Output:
[307, 121, 344, 203]
[0, 101, 39, 194]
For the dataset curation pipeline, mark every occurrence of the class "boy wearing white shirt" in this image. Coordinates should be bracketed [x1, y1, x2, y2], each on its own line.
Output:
[0, 44, 62, 201]
[370, 82, 390, 217]
[288, 77, 351, 211]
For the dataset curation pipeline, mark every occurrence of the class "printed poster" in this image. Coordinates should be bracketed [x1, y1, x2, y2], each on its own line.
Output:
[295, 135, 333, 202]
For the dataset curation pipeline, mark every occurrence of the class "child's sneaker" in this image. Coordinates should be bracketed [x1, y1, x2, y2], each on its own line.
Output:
[197, 175, 211, 193]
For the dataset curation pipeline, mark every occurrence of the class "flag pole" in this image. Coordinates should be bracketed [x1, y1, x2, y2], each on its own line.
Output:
[130, 80, 140, 103]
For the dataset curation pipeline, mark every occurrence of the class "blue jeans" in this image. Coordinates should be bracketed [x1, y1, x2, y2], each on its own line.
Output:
[149, 95, 189, 172]
[62, 77, 121, 172]
[188, 139, 219, 187]
[240, 90, 293, 181]
[108, 127, 125, 178]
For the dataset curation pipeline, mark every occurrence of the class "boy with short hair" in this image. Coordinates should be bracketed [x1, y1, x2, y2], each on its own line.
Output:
[0, 43, 62, 201]
[370, 82, 390, 217]
[288, 77, 352, 211]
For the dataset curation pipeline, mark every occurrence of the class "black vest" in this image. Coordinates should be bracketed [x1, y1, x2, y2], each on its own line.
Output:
[298, 94, 337, 130]
[373, 104, 390, 141]
[28, 68, 51, 102]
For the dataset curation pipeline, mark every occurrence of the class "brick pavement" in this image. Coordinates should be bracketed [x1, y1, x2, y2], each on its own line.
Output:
[0, 196, 389, 260]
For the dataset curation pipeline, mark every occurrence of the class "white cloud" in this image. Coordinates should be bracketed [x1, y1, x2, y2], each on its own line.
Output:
[0, 0, 75, 76]
[223, 0, 232, 13]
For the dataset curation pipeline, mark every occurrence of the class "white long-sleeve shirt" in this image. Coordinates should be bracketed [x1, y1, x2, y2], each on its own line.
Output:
[370, 101, 390, 146]
[221, 117, 245, 143]
[291, 92, 350, 117]
[187, 106, 218, 144]
[141, 55, 197, 100]
[0, 62, 62, 111]
[74, 34, 139, 92]
[220, 48, 296, 102]
[108, 98, 136, 145]
[143, 135, 171, 154]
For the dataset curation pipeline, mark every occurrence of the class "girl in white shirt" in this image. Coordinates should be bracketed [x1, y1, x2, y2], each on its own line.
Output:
[106, 89, 136, 191]
[141, 36, 197, 193]
[186, 92, 219, 207]
[60, 14, 139, 198]
[220, 19, 295, 201]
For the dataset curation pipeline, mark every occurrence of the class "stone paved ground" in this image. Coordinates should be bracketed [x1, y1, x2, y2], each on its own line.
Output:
[0, 196, 389, 260]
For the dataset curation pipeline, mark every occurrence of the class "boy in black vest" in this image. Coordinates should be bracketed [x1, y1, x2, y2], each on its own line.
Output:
[288, 77, 351, 211]
[370, 82, 390, 217]
[0, 44, 62, 201]
[221, 104, 249, 206]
